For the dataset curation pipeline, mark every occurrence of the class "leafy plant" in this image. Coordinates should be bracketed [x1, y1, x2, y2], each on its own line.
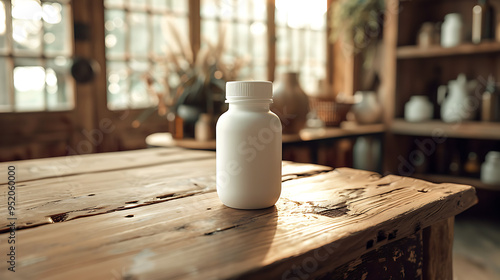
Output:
[133, 21, 247, 127]
[330, 0, 385, 53]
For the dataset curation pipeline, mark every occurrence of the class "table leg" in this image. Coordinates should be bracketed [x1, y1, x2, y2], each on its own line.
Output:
[423, 217, 454, 280]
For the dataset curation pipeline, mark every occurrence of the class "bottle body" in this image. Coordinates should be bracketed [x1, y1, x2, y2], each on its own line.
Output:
[216, 82, 282, 209]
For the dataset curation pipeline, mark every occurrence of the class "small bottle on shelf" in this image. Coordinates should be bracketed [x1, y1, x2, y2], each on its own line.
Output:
[472, 4, 483, 43]
[441, 13, 463, 47]
[418, 22, 435, 48]
[464, 152, 481, 177]
[472, 0, 494, 43]
[449, 152, 461, 176]
[481, 75, 500, 122]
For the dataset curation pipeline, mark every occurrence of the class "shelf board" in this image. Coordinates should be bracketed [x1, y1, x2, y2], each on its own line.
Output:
[412, 173, 500, 191]
[390, 119, 500, 140]
[396, 41, 500, 59]
[283, 123, 385, 143]
[146, 123, 386, 150]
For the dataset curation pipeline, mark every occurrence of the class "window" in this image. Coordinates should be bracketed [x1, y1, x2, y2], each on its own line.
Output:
[103, 0, 329, 110]
[275, 0, 327, 93]
[200, 0, 268, 81]
[0, 0, 73, 112]
[104, 0, 189, 110]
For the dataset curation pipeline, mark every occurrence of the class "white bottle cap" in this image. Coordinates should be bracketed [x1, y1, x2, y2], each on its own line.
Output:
[226, 81, 273, 101]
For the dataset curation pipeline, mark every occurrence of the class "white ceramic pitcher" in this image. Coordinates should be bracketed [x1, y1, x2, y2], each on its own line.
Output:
[438, 74, 475, 123]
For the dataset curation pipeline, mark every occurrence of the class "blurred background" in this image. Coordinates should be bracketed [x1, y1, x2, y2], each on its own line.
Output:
[0, 1, 499, 277]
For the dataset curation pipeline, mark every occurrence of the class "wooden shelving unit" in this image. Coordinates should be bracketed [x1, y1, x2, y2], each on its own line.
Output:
[397, 42, 500, 59]
[391, 119, 500, 140]
[412, 173, 500, 192]
[382, 0, 500, 184]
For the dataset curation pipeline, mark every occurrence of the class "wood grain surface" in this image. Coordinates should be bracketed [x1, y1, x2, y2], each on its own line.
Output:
[0, 148, 477, 279]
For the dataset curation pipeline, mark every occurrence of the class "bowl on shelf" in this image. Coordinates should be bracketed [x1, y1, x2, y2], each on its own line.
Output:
[309, 97, 353, 127]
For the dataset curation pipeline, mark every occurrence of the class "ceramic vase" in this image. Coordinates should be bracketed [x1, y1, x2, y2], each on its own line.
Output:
[353, 136, 381, 172]
[271, 72, 310, 134]
[352, 91, 382, 124]
[404, 95, 433, 122]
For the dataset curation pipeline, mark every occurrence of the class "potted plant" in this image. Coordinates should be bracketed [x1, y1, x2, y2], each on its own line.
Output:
[134, 22, 247, 139]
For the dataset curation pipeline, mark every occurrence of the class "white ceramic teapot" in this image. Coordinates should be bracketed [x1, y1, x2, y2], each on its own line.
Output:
[438, 74, 475, 123]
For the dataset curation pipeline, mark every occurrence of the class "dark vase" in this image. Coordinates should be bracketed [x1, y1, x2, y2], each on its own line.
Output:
[271, 72, 310, 134]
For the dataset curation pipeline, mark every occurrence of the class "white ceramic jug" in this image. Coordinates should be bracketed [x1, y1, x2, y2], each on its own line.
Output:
[404, 95, 433, 122]
[481, 151, 500, 185]
[439, 74, 474, 123]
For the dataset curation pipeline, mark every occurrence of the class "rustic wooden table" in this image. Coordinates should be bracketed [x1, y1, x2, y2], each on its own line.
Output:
[0, 148, 476, 279]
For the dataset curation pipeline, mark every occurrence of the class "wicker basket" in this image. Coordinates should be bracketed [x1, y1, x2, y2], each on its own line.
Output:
[309, 97, 352, 127]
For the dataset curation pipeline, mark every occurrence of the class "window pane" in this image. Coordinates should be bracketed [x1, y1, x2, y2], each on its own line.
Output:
[151, 0, 169, 12]
[221, 23, 234, 62]
[151, 62, 168, 92]
[129, 59, 154, 109]
[105, 9, 126, 58]
[171, 0, 188, 14]
[276, 26, 289, 63]
[165, 16, 189, 57]
[201, 0, 268, 81]
[275, 3, 287, 26]
[129, 12, 148, 57]
[200, 0, 217, 19]
[46, 57, 73, 110]
[253, 64, 267, 81]
[12, 0, 43, 55]
[14, 59, 45, 111]
[201, 19, 218, 45]
[104, 0, 125, 9]
[129, 0, 146, 10]
[105, 1, 189, 110]
[236, 0, 249, 22]
[152, 14, 167, 56]
[235, 22, 248, 55]
[250, 22, 267, 64]
[0, 57, 10, 111]
[43, 2, 71, 56]
[252, 0, 266, 21]
[0, 1, 7, 53]
[107, 60, 129, 110]
[291, 28, 301, 68]
[274, 0, 327, 92]
[1, 0, 73, 113]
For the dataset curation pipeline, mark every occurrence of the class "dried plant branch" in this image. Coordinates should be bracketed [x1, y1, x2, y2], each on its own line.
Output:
[164, 18, 193, 65]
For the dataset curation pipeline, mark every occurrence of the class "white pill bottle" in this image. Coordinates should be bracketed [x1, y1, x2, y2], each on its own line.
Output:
[216, 81, 282, 209]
